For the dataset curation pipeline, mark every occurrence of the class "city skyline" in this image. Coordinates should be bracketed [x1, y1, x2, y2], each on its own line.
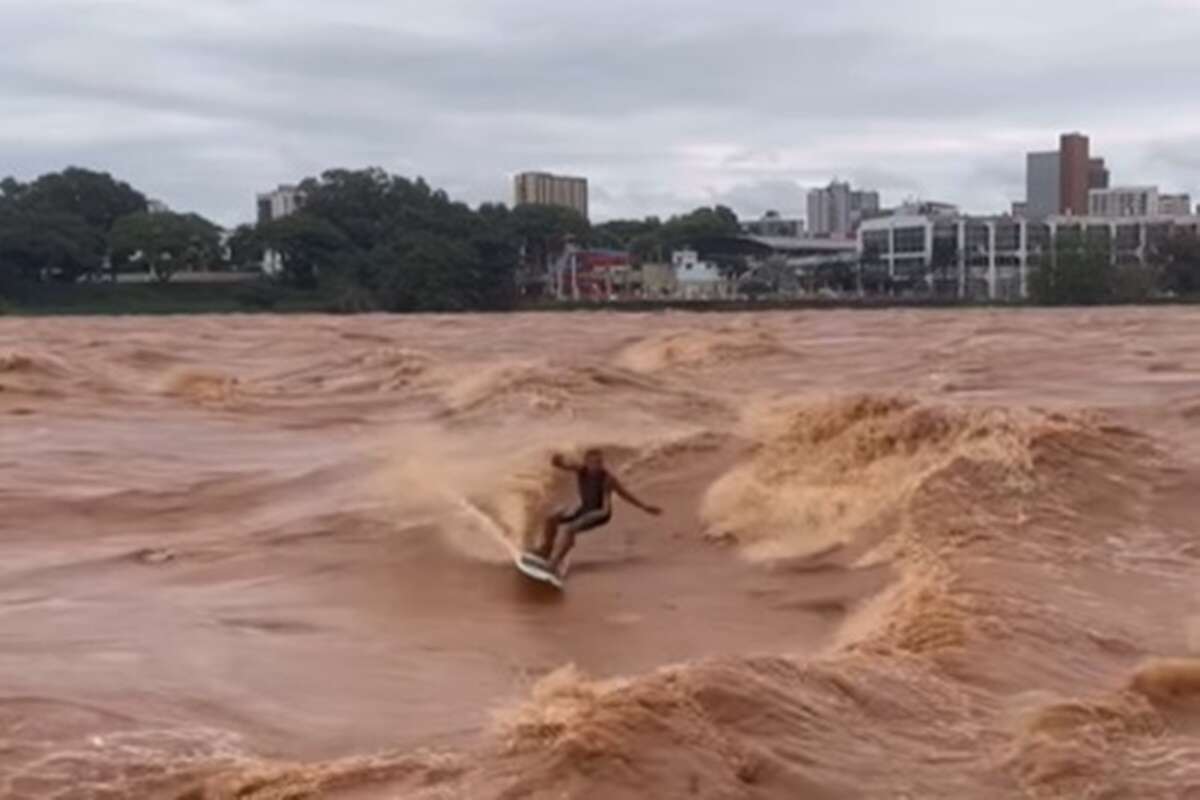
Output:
[3, 1, 1200, 227]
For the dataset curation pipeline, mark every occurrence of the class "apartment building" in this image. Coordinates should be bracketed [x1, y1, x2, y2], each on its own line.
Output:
[513, 172, 589, 219]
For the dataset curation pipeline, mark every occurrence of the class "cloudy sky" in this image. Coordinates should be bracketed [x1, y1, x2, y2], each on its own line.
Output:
[3, 0, 1199, 226]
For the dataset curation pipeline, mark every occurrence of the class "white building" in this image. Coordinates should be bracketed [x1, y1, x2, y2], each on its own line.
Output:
[256, 185, 306, 275]
[858, 210, 1200, 302]
[146, 199, 170, 214]
[1089, 186, 1158, 218]
[257, 185, 304, 225]
[672, 249, 727, 299]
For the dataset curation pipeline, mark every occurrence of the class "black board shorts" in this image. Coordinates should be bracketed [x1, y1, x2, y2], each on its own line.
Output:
[558, 506, 611, 534]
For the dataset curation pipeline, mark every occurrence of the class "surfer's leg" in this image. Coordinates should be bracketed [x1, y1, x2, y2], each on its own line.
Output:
[549, 529, 577, 573]
[535, 509, 576, 559]
[549, 510, 610, 573]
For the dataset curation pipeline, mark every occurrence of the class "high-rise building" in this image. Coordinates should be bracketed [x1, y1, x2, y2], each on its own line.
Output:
[1026, 152, 1061, 219]
[807, 181, 879, 237]
[513, 172, 589, 219]
[1059, 133, 1090, 216]
[1088, 158, 1110, 191]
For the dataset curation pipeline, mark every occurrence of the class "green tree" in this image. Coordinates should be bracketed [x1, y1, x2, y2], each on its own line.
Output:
[110, 211, 222, 282]
[1154, 231, 1200, 295]
[23, 168, 146, 234]
[511, 203, 590, 272]
[0, 207, 104, 283]
[226, 224, 263, 270]
[257, 213, 349, 289]
[1030, 228, 1115, 305]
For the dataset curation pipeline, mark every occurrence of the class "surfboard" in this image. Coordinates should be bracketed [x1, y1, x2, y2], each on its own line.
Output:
[516, 552, 564, 590]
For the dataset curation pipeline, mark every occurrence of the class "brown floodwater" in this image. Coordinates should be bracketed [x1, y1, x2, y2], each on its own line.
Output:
[3, 308, 1200, 799]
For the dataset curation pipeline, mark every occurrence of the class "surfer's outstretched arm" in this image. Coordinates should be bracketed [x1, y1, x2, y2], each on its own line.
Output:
[611, 475, 662, 516]
[551, 453, 583, 472]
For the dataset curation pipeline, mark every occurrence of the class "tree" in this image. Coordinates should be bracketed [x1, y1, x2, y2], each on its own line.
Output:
[1154, 231, 1200, 295]
[511, 203, 590, 273]
[23, 168, 146, 235]
[226, 224, 263, 270]
[0, 207, 104, 283]
[1030, 228, 1115, 305]
[257, 213, 349, 289]
[110, 212, 221, 282]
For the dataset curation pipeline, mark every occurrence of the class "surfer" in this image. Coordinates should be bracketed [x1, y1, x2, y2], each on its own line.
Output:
[532, 448, 661, 577]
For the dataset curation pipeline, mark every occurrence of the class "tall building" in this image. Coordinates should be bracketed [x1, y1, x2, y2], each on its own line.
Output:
[513, 172, 589, 219]
[807, 181, 879, 238]
[1059, 133, 1091, 216]
[1026, 152, 1061, 219]
[1088, 158, 1110, 191]
[256, 185, 304, 225]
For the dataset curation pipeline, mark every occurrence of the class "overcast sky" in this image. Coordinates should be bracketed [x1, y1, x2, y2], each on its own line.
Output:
[3, 0, 1200, 227]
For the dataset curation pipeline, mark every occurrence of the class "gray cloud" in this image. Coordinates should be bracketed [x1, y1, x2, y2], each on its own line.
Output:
[2, 0, 1199, 225]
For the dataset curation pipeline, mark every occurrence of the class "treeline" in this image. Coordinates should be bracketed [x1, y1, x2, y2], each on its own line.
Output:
[243, 167, 742, 310]
[0, 168, 224, 289]
[1029, 228, 1200, 305]
[2, 165, 745, 312]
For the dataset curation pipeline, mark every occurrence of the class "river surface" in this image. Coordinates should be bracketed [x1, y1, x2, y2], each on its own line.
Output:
[3, 308, 1200, 798]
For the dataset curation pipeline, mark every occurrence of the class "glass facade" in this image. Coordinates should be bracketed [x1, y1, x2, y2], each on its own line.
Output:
[894, 226, 927, 254]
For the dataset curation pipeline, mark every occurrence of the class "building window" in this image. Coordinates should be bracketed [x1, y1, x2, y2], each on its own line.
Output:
[863, 230, 890, 257]
[894, 227, 926, 254]
[994, 222, 1020, 252]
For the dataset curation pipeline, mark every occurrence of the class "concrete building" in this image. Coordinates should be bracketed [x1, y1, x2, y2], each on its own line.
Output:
[1026, 152, 1061, 219]
[1027, 135, 1108, 218]
[1060, 132, 1091, 216]
[807, 181, 880, 238]
[1160, 194, 1192, 216]
[513, 172, 589, 219]
[1089, 186, 1159, 218]
[742, 211, 805, 238]
[859, 208, 1200, 302]
[256, 185, 306, 275]
[257, 185, 304, 225]
[1012, 201, 1029, 218]
[672, 249, 727, 299]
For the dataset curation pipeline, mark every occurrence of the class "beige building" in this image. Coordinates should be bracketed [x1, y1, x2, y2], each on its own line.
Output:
[513, 172, 589, 219]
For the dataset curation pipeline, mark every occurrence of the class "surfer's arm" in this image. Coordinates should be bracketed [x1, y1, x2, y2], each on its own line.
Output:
[551, 454, 583, 472]
[610, 475, 662, 516]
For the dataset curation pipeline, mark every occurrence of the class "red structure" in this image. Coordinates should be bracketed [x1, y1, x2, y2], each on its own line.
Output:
[555, 248, 635, 299]
[1059, 132, 1090, 216]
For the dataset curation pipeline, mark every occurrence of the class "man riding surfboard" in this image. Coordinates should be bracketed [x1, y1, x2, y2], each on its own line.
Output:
[529, 448, 662, 578]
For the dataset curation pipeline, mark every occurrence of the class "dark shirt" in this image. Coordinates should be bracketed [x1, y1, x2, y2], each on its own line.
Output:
[576, 468, 609, 511]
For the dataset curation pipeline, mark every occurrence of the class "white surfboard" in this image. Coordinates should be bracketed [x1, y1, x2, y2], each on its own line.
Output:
[516, 552, 564, 590]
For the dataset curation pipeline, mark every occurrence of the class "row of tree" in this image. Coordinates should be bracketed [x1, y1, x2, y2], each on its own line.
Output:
[247, 168, 747, 310]
[0, 168, 225, 287]
[0, 165, 748, 311]
[12, 165, 1200, 310]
